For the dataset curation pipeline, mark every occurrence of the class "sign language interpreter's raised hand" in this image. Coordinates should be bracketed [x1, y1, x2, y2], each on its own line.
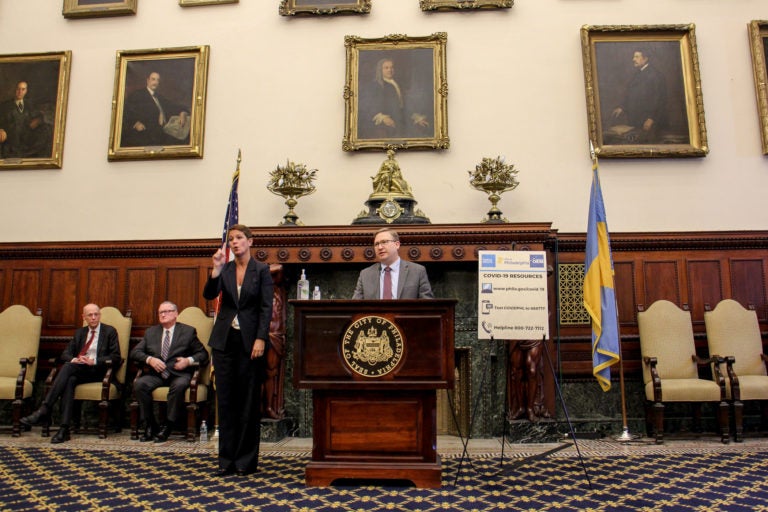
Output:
[211, 244, 227, 278]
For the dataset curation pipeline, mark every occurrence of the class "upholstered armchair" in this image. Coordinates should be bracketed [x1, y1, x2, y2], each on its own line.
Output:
[42, 307, 132, 439]
[130, 306, 214, 442]
[704, 299, 768, 442]
[0, 305, 42, 437]
[637, 300, 729, 444]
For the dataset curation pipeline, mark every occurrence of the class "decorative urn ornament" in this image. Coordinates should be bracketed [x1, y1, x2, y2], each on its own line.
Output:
[468, 156, 520, 223]
[267, 159, 317, 225]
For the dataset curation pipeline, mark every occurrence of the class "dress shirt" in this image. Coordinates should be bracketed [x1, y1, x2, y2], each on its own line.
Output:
[83, 325, 100, 360]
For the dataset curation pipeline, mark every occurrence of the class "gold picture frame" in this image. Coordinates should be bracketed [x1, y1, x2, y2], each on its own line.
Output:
[108, 46, 209, 161]
[420, 0, 513, 11]
[0, 51, 72, 170]
[580, 24, 708, 158]
[748, 20, 768, 155]
[279, 0, 371, 16]
[343, 33, 449, 152]
[63, 0, 137, 19]
[180, 0, 237, 6]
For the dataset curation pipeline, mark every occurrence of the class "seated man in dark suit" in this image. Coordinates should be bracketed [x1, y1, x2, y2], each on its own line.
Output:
[352, 227, 434, 300]
[130, 301, 209, 442]
[21, 303, 120, 444]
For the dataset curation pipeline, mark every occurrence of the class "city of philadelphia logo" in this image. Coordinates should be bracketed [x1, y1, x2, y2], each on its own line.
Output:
[341, 315, 405, 378]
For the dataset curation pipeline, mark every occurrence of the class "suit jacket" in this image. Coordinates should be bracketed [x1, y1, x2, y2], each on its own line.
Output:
[352, 259, 434, 300]
[203, 258, 274, 353]
[130, 322, 209, 377]
[60, 323, 120, 369]
[120, 88, 188, 147]
[0, 98, 49, 158]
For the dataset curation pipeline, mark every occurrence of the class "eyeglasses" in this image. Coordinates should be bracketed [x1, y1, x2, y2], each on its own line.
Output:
[373, 239, 395, 248]
[158, 310, 177, 315]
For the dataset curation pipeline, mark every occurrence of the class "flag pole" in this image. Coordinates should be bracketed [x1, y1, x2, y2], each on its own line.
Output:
[589, 142, 637, 442]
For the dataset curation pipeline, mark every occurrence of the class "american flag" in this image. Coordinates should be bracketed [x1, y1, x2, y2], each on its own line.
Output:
[219, 150, 241, 266]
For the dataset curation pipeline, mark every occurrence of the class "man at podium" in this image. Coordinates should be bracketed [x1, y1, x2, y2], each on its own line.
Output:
[353, 228, 434, 300]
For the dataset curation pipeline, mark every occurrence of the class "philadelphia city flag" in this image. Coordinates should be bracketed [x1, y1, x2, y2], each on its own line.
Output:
[583, 159, 620, 392]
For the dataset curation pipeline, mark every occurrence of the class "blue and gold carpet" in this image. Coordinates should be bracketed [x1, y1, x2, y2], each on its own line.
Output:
[0, 439, 767, 511]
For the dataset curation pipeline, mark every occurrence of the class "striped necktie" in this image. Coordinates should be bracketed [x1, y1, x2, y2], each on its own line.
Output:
[160, 330, 171, 378]
[383, 266, 393, 299]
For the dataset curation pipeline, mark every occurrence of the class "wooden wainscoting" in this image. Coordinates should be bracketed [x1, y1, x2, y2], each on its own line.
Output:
[556, 230, 768, 379]
[0, 225, 766, 389]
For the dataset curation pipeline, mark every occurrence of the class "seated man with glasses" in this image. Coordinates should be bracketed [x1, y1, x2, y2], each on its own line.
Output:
[353, 227, 434, 300]
[129, 301, 209, 443]
[20, 303, 120, 444]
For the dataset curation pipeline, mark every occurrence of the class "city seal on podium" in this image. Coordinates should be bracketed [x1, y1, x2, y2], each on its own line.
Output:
[342, 315, 404, 377]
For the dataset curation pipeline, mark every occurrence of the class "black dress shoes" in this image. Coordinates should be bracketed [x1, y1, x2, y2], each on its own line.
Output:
[139, 425, 157, 442]
[215, 467, 235, 477]
[153, 424, 172, 443]
[51, 426, 70, 444]
[20, 407, 49, 427]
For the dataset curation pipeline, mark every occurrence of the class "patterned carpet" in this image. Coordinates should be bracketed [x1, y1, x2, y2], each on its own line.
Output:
[0, 433, 767, 511]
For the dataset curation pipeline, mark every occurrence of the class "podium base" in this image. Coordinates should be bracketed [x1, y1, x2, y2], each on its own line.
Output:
[305, 458, 442, 488]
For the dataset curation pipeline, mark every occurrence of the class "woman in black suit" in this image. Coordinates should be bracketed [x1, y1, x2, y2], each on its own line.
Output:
[203, 224, 273, 476]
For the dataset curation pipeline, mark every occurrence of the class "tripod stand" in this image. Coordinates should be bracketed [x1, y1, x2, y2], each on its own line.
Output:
[451, 335, 592, 490]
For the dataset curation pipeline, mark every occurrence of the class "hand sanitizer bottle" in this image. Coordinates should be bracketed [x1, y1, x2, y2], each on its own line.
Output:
[297, 269, 310, 299]
[312, 285, 322, 300]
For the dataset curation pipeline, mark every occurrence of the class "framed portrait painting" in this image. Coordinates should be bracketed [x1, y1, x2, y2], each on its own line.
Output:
[0, 51, 72, 170]
[279, 0, 370, 16]
[419, 0, 513, 11]
[748, 20, 768, 155]
[63, 0, 137, 18]
[180, 0, 237, 6]
[343, 33, 449, 152]
[580, 24, 708, 158]
[108, 46, 209, 161]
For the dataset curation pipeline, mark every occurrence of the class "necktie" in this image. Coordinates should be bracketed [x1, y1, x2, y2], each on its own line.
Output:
[16, 102, 23, 113]
[151, 95, 165, 126]
[160, 330, 170, 378]
[79, 329, 96, 357]
[383, 266, 393, 299]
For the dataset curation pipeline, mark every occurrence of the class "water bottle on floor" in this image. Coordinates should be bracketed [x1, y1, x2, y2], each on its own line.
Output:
[200, 420, 208, 443]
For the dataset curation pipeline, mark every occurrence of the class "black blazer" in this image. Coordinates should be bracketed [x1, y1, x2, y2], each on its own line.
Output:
[60, 323, 120, 369]
[203, 258, 273, 353]
[130, 322, 209, 377]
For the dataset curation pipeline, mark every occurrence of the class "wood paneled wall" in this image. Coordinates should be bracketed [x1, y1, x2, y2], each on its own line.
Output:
[557, 231, 768, 378]
[2, 226, 766, 386]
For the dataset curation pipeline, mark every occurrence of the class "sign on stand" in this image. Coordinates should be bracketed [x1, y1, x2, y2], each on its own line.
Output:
[477, 251, 549, 340]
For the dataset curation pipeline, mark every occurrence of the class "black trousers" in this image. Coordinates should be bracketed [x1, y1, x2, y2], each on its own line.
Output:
[134, 372, 192, 426]
[213, 328, 265, 472]
[43, 362, 103, 426]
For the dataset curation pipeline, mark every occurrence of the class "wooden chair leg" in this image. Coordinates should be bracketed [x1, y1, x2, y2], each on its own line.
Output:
[129, 399, 140, 440]
[98, 400, 109, 439]
[732, 399, 743, 443]
[717, 400, 730, 444]
[11, 398, 22, 437]
[186, 402, 197, 442]
[644, 402, 654, 438]
[653, 402, 665, 444]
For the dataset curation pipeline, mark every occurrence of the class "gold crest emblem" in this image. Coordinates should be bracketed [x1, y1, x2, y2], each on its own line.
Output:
[342, 315, 404, 377]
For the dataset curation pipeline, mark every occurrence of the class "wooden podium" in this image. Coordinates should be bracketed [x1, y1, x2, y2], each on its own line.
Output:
[292, 299, 456, 488]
